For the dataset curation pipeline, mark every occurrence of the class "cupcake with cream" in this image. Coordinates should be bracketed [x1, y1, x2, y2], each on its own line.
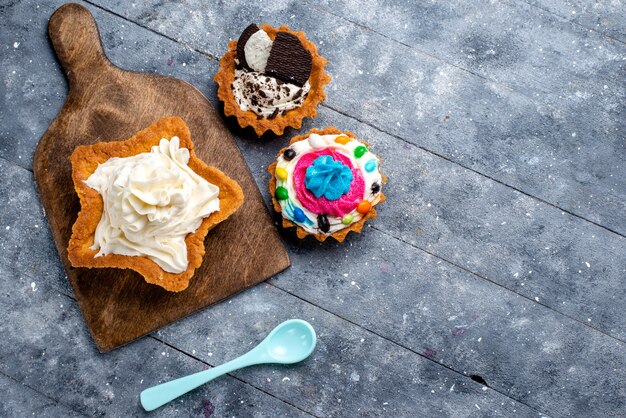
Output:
[68, 117, 244, 292]
[269, 127, 386, 242]
[215, 23, 330, 136]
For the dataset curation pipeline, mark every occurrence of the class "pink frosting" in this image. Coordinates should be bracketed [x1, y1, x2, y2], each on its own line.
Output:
[293, 149, 364, 217]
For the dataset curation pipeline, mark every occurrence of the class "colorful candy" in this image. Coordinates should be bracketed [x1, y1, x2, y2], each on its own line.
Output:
[365, 159, 377, 172]
[356, 200, 372, 214]
[317, 214, 330, 233]
[354, 145, 368, 159]
[341, 214, 354, 225]
[334, 135, 351, 145]
[283, 148, 296, 160]
[276, 186, 289, 200]
[293, 207, 306, 223]
[275, 132, 383, 238]
[308, 134, 326, 149]
[275, 167, 288, 180]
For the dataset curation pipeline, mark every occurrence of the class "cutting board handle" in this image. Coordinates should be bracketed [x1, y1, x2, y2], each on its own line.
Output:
[48, 3, 112, 88]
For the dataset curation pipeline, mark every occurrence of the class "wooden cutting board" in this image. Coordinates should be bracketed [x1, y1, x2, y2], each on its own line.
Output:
[33, 3, 290, 352]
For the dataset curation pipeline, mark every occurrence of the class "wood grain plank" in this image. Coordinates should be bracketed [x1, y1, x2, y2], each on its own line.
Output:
[82, 0, 626, 237]
[0, 373, 86, 418]
[0, 0, 65, 171]
[522, 0, 626, 42]
[309, 0, 626, 235]
[311, 0, 625, 91]
[223, 86, 626, 359]
[155, 282, 548, 417]
[244, 105, 626, 342]
[262, 229, 626, 416]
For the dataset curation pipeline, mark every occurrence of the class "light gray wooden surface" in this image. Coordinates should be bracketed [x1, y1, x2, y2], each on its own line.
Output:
[1, 0, 625, 416]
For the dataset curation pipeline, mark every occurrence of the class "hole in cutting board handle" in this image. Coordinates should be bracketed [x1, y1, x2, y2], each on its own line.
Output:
[48, 3, 112, 86]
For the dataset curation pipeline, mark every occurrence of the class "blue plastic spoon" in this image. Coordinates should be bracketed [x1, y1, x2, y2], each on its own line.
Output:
[140, 319, 316, 411]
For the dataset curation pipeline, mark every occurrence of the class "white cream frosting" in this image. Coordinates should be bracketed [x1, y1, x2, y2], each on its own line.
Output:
[275, 134, 383, 235]
[244, 30, 273, 72]
[85, 137, 220, 273]
[233, 67, 310, 118]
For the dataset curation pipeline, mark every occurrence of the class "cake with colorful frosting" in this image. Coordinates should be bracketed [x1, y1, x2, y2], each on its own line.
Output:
[215, 23, 331, 137]
[269, 127, 385, 242]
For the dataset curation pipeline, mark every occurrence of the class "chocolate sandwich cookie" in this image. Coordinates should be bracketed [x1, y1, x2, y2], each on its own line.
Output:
[266, 32, 312, 86]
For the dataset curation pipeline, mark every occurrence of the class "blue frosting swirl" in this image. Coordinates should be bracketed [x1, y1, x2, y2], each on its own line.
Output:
[305, 156, 353, 201]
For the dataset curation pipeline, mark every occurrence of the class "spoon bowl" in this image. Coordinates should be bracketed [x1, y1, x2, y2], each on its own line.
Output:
[262, 319, 317, 364]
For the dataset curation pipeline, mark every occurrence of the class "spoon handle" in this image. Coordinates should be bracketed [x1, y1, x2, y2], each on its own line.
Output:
[140, 351, 261, 411]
